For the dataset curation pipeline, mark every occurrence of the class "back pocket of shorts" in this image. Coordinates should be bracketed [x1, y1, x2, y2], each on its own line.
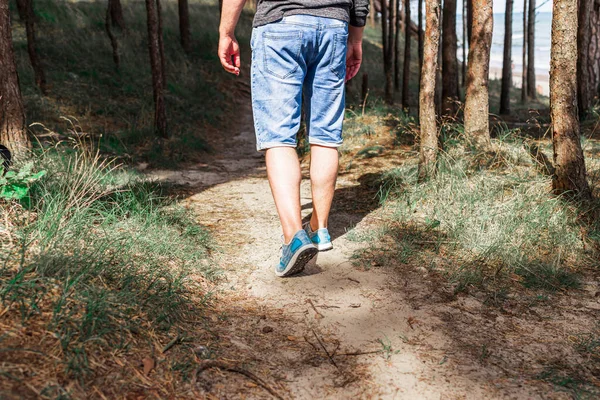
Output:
[262, 31, 302, 79]
[329, 33, 348, 79]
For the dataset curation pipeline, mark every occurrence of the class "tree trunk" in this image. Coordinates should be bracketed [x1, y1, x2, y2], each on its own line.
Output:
[16, 0, 46, 94]
[550, 0, 591, 199]
[577, 0, 593, 118]
[418, 0, 424, 69]
[179, 0, 191, 53]
[0, 0, 29, 155]
[521, 0, 527, 102]
[590, 3, 600, 100]
[442, 0, 458, 114]
[419, 0, 442, 181]
[466, 0, 473, 44]
[394, 0, 401, 90]
[370, 0, 375, 26]
[435, 22, 443, 115]
[402, 0, 411, 108]
[464, 0, 492, 149]
[462, 0, 467, 88]
[499, 0, 513, 114]
[105, 2, 120, 69]
[382, 0, 394, 103]
[145, 0, 168, 138]
[527, 0, 536, 99]
[109, 0, 126, 31]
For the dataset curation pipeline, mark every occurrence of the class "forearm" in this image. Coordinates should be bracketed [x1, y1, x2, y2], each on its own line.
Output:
[219, 0, 246, 36]
[348, 25, 364, 43]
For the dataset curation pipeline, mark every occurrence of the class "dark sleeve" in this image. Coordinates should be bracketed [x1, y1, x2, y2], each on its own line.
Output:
[350, 0, 370, 27]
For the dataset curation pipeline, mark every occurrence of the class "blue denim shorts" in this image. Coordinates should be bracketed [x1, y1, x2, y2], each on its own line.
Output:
[250, 15, 348, 151]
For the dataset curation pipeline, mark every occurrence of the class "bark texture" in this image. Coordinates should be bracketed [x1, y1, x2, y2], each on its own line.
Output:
[441, 0, 458, 114]
[418, 0, 424, 69]
[105, 2, 120, 69]
[16, 0, 46, 94]
[145, 0, 168, 138]
[521, 0, 527, 102]
[499, 0, 513, 114]
[527, 0, 536, 99]
[577, 0, 593, 117]
[590, 3, 600, 100]
[418, 0, 442, 181]
[464, 0, 492, 149]
[402, 0, 411, 108]
[0, 0, 29, 154]
[179, 0, 191, 53]
[550, 0, 591, 198]
[381, 0, 394, 103]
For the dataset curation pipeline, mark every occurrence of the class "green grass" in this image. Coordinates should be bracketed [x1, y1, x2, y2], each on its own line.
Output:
[12, 0, 253, 166]
[0, 143, 216, 381]
[350, 122, 599, 295]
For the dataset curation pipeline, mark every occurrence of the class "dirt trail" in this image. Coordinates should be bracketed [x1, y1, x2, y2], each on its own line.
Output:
[150, 106, 564, 399]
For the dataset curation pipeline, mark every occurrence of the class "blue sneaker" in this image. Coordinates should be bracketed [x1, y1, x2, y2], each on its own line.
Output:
[275, 230, 318, 277]
[304, 222, 333, 251]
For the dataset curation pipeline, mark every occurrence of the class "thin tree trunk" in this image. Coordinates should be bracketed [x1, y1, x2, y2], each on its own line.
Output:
[577, 0, 593, 118]
[370, 0, 376, 26]
[590, 3, 600, 99]
[382, 0, 394, 103]
[395, 0, 401, 90]
[179, 0, 191, 53]
[464, 0, 492, 149]
[145, 0, 168, 138]
[435, 18, 443, 115]
[402, 0, 411, 108]
[418, 0, 424, 69]
[499, 0, 513, 114]
[462, 0, 467, 88]
[527, 0, 536, 99]
[419, 0, 442, 181]
[442, 0, 458, 114]
[0, 0, 29, 155]
[521, 0, 527, 102]
[466, 0, 473, 44]
[109, 0, 126, 31]
[16, 0, 46, 94]
[105, 2, 120, 69]
[550, 0, 591, 198]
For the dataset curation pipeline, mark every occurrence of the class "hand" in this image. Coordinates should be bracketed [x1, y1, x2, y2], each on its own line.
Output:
[345, 40, 362, 82]
[345, 26, 364, 82]
[218, 34, 241, 75]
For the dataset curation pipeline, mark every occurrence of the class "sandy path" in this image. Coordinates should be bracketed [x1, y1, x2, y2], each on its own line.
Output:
[150, 106, 554, 399]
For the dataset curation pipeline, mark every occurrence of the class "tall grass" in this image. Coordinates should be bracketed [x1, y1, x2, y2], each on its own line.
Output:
[352, 125, 599, 294]
[0, 140, 216, 380]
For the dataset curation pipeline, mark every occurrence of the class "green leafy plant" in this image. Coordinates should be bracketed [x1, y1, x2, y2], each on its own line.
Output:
[0, 162, 46, 202]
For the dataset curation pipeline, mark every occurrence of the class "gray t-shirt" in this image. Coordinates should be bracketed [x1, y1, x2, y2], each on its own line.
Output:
[253, 0, 370, 28]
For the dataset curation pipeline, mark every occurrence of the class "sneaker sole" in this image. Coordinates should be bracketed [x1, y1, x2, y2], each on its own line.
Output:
[316, 242, 333, 251]
[276, 245, 318, 277]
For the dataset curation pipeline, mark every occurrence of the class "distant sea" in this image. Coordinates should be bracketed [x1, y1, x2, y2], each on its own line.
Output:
[457, 12, 552, 92]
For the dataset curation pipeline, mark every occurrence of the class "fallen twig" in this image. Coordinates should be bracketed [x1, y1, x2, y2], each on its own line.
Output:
[335, 350, 382, 356]
[194, 360, 284, 400]
[311, 328, 340, 371]
[162, 335, 184, 354]
[306, 299, 324, 319]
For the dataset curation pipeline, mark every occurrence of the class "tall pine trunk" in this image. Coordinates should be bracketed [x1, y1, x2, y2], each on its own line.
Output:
[527, 0, 536, 99]
[394, 0, 401, 90]
[550, 0, 591, 198]
[499, 0, 513, 114]
[577, 0, 593, 117]
[382, 0, 394, 103]
[16, 0, 46, 94]
[179, 0, 191, 53]
[402, 0, 411, 108]
[464, 0, 492, 149]
[145, 0, 168, 138]
[590, 3, 600, 100]
[441, 0, 458, 114]
[0, 0, 29, 155]
[462, 0, 467, 88]
[109, 0, 126, 31]
[419, 0, 442, 181]
[521, 0, 527, 102]
[418, 0, 424, 69]
[466, 0, 473, 44]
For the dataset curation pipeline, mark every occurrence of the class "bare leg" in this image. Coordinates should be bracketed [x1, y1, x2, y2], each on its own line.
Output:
[309, 145, 339, 230]
[265, 147, 303, 243]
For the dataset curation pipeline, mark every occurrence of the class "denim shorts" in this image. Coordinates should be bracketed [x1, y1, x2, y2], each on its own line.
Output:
[250, 15, 348, 151]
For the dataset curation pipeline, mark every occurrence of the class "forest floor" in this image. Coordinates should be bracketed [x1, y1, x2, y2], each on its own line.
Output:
[147, 97, 600, 399]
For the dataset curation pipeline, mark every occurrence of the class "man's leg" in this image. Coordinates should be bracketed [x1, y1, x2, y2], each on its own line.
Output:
[265, 147, 303, 244]
[309, 145, 339, 231]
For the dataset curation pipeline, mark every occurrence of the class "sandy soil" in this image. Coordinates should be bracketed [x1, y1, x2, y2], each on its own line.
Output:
[149, 102, 600, 399]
